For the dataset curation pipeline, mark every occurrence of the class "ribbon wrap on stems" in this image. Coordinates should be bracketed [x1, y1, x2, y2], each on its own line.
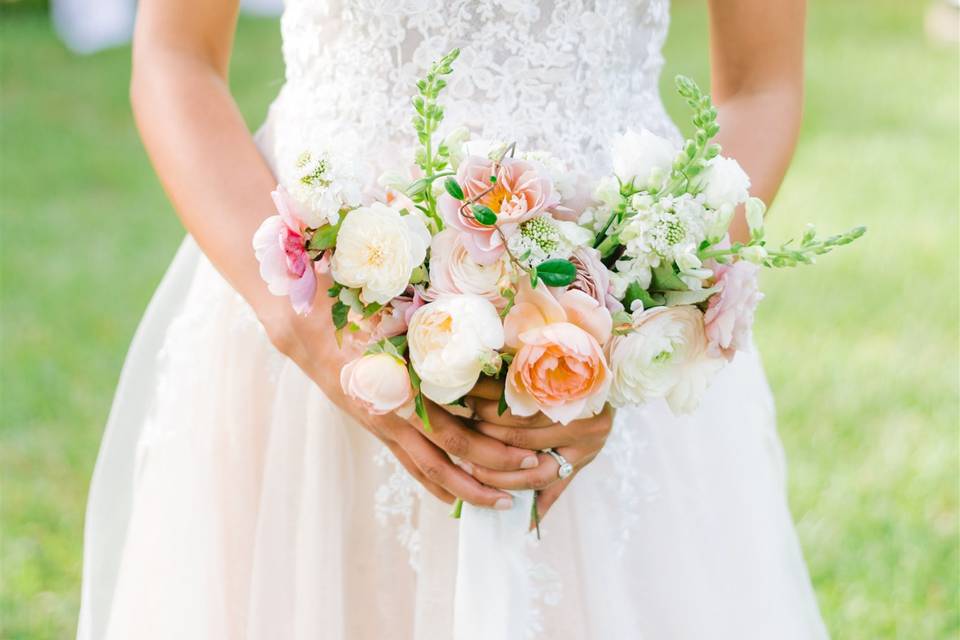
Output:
[453, 489, 537, 640]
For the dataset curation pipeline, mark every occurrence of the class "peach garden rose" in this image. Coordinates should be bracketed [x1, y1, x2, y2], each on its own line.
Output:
[503, 279, 612, 425]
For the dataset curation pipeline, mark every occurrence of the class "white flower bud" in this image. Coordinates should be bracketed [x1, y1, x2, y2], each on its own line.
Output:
[739, 245, 768, 265]
[745, 197, 766, 234]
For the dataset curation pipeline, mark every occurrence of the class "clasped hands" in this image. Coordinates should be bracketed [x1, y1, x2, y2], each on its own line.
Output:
[265, 293, 613, 520]
[370, 377, 614, 519]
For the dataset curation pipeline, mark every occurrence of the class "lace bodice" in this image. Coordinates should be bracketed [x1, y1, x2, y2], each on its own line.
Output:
[271, 0, 676, 179]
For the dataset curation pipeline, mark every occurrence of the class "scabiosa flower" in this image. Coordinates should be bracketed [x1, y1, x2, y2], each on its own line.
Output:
[287, 145, 365, 229]
[619, 193, 710, 265]
[506, 215, 593, 269]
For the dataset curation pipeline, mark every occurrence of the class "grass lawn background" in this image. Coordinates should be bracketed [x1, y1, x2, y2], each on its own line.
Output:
[1, 1, 957, 637]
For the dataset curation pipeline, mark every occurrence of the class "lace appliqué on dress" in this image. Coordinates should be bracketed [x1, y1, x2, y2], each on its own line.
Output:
[277, 0, 675, 177]
[373, 446, 424, 572]
[600, 409, 662, 558]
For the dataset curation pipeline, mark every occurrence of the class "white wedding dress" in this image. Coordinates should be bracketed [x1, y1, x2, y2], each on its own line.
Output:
[77, 1, 829, 638]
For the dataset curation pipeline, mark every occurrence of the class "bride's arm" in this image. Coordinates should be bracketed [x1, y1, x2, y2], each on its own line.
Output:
[708, 0, 806, 243]
[131, 0, 535, 510]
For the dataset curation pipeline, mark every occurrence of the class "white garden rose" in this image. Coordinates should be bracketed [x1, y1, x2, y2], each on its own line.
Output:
[611, 128, 677, 188]
[407, 295, 505, 404]
[608, 305, 725, 414]
[700, 156, 751, 210]
[331, 203, 430, 305]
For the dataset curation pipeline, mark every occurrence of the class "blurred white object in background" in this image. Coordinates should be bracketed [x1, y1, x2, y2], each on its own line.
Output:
[51, 0, 284, 54]
[925, 0, 960, 44]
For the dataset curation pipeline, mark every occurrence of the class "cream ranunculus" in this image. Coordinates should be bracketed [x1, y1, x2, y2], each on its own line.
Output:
[407, 294, 505, 404]
[611, 128, 677, 188]
[607, 305, 725, 414]
[700, 156, 751, 211]
[340, 353, 414, 416]
[331, 203, 430, 305]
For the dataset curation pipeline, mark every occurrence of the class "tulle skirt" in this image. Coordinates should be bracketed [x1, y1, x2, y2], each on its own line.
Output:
[77, 113, 828, 640]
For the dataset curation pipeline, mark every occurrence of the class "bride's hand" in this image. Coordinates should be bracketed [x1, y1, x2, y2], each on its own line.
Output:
[259, 293, 538, 512]
[464, 379, 614, 518]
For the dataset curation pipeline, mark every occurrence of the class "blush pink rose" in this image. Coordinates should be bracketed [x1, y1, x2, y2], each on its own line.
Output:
[340, 353, 414, 416]
[703, 260, 763, 361]
[424, 229, 511, 309]
[503, 278, 612, 424]
[567, 246, 623, 314]
[439, 155, 560, 264]
[252, 186, 317, 315]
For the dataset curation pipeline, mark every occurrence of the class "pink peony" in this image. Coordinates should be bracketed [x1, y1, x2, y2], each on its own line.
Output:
[252, 187, 317, 315]
[503, 278, 612, 425]
[703, 260, 763, 361]
[340, 353, 414, 416]
[439, 155, 560, 265]
[567, 246, 623, 314]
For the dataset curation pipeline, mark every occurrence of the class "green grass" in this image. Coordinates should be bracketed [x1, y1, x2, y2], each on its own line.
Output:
[1, 2, 957, 638]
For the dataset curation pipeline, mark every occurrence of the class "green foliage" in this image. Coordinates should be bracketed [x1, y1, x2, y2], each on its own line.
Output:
[534, 258, 577, 287]
[0, 5, 957, 639]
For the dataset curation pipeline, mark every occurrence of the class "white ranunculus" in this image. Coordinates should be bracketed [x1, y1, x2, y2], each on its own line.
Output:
[331, 203, 430, 305]
[701, 156, 751, 210]
[608, 305, 725, 414]
[407, 295, 505, 404]
[611, 128, 677, 188]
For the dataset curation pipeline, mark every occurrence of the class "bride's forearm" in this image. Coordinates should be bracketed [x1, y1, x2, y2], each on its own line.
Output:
[130, 42, 284, 324]
[707, 0, 805, 243]
[713, 84, 803, 242]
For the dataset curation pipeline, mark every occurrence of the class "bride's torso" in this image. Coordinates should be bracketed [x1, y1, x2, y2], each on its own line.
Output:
[268, 0, 677, 181]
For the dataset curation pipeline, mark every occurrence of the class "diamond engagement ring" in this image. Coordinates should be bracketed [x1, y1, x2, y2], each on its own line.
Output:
[544, 449, 574, 479]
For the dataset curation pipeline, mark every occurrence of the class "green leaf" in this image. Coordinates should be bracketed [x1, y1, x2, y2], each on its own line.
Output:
[529, 267, 539, 288]
[307, 222, 340, 251]
[443, 178, 464, 200]
[414, 392, 431, 432]
[331, 301, 350, 330]
[664, 286, 719, 307]
[623, 281, 663, 311]
[497, 386, 508, 417]
[472, 204, 497, 225]
[388, 335, 408, 353]
[651, 263, 689, 291]
[535, 259, 577, 287]
[361, 302, 382, 318]
[327, 283, 343, 298]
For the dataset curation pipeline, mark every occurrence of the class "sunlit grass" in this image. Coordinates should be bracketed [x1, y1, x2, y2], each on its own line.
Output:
[1, 2, 957, 638]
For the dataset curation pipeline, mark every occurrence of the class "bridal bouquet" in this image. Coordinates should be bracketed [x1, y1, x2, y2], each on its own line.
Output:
[254, 48, 864, 432]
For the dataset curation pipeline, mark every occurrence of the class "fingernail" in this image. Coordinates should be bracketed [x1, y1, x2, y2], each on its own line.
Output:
[494, 497, 513, 511]
[458, 461, 474, 475]
[521, 455, 539, 469]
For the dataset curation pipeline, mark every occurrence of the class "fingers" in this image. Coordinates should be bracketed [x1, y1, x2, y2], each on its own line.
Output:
[392, 421, 515, 510]
[383, 439, 455, 505]
[469, 449, 563, 491]
[533, 468, 579, 527]
[468, 398, 554, 428]
[464, 376, 504, 401]
[416, 401, 540, 472]
[473, 421, 576, 451]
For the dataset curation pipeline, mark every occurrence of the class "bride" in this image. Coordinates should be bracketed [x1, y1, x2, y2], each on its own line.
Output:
[77, 0, 826, 638]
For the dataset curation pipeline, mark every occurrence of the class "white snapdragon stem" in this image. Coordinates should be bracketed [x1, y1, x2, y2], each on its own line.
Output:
[453, 490, 536, 640]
